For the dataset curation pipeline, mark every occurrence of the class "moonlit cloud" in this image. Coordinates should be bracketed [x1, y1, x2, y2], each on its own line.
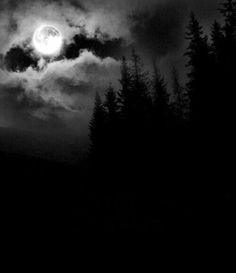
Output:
[0, 50, 120, 112]
[0, 0, 222, 136]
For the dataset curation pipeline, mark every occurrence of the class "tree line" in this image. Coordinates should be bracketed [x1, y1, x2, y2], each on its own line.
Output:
[89, 0, 236, 179]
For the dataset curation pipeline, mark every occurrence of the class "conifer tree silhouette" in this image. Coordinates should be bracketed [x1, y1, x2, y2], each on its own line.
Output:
[118, 57, 132, 121]
[103, 84, 120, 159]
[219, 0, 236, 41]
[152, 63, 170, 129]
[130, 49, 150, 101]
[85, 0, 236, 231]
[210, 20, 225, 123]
[219, 0, 236, 69]
[118, 51, 151, 138]
[172, 67, 185, 121]
[218, 0, 236, 125]
[185, 12, 212, 127]
[211, 21, 224, 62]
[89, 92, 107, 161]
[104, 84, 119, 123]
[129, 50, 151, 129]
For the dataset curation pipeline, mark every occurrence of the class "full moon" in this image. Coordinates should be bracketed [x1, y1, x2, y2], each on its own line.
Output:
[33, 25, 63, 56]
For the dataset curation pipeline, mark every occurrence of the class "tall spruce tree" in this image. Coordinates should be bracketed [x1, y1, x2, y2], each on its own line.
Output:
[129, 50, 151, 126]
[218, 0, 236, 125]
[172, 67, 186, 121]
[211, 21, 224, 62]
[152, 63, 170, 128]
[210, 20, 225, 123]
[104, 84, 119, 122]
[219, 0, 236, 67]
[118, 57, 132, 121]
[185, 12, 212, 126]
[219, 0, 236, 40]
[130, 49, 150, 101]
[102, 85, 120, 164]
[118, 51, 151, 129]
[89, 92, 107, 160]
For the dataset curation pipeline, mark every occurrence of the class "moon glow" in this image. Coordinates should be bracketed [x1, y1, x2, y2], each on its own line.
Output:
[33, 25, 63, 56]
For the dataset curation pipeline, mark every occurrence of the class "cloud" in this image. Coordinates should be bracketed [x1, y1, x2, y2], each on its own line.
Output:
[3, 33, 125, 73]
[0, 50, 120, 118]
[129, 1, 186, 60]
[0, 0, 132, 56]
[0, 0, 222, 136]
[0, 0, 87, 54]
[0, 0, 221, 61]
[64, 33, 125, 60]
[4, 45, 38, 72]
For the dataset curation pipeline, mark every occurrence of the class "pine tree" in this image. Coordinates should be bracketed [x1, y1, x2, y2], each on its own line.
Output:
[118, 51, 151, 127]
[219, 0, 236, 66]
[117, 51, 152, 157]
[118, 57, 132, 120]
[172, 68, 185, 120]
[103, 85, 120, 160]
[210, 20, 225, 124]
[218, 0, 236, 127]
[130, 49, 150, 102]
[185, 12, 212, 126]
[104, 84, 119, 122]
[219, 0, 236, 40]
[211, 21, 224, 62]
[185, 12, 211, 79]
[89, 92, 107, 160]
[152, 63, 170, 128]
[129, 49, 151, 125]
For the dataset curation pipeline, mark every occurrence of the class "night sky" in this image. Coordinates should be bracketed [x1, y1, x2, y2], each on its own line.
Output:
[0, 0, 221, 146]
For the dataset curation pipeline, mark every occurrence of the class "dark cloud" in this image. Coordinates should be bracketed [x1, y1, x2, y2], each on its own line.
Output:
[130, 1, 186, 60]
[188, 0, 221, 20]
[64, 33, 125, 60]
[0, 0, 85, 10]
[0, 50, 120, 123]
[4, 46, 38, 72]
[0, 0, 223, 137]
[4, 29, 125, 73]
[66, 0, 85, 11]
[7, 17, 18, 33]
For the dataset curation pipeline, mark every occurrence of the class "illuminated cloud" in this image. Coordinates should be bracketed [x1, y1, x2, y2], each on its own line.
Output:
[0, 0, 221, 134]
[0, 50, 120, 112]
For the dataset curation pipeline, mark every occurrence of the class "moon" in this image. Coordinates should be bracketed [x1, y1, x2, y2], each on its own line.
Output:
[33, 25, 63, 56]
